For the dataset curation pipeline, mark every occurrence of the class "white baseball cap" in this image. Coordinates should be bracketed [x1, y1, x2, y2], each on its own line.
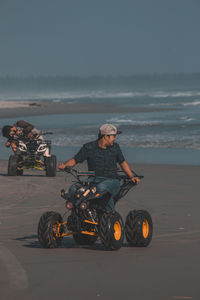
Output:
[99, 124, 122, 135]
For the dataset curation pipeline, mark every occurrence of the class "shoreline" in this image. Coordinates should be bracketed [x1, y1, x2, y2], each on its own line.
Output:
[2, 146, 200, 166]
[0, 100, 178, 118]
[0, 158, 199, 169]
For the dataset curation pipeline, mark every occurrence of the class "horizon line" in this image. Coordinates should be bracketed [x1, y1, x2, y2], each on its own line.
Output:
[1, 72, 200, 79]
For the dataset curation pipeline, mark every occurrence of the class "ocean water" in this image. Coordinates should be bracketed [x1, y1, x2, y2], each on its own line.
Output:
[0, 74, 200, 165]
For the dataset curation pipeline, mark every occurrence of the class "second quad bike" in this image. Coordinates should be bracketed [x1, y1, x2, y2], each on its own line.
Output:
[38, 168, 153, 250]
[8, 137, 57, 177]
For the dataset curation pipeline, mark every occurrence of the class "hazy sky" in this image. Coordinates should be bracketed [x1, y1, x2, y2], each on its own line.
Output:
[0, 0, 200, 76]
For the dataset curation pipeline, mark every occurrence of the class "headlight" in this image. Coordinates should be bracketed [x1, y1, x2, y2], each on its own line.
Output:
[19, 143, 27, 151]
[38, 144, 47, 152]
[80, 202, 87, 210]
[66, 201, 73, 210]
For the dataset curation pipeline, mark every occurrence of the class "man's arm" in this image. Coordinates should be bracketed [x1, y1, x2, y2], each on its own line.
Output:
[5, 141, 11, 147]
[5, 136, 15, 147]
[58, 158, 76, 170]
[120, 160, 140, 184]
[5, 140, 17, 152]
[58, 144, 87, 170]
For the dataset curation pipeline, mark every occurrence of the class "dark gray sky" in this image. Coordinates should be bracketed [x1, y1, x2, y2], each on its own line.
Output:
[0, 0, 200, 76]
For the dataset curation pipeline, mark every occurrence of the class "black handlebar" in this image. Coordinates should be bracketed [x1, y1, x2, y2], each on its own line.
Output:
[62, 167, 143, 181]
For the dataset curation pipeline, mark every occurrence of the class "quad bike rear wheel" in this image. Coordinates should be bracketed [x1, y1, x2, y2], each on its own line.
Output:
[45, 155, 57, 177]
[100, 211, 124, 250]
[37, 211, 64, 248]
[125, 209, 153, 247]
[73, 233, 98, 245]
[8, 155, 23, 176]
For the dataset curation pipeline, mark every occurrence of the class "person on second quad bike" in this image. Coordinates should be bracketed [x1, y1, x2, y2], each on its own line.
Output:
[58, 123, 140, 211]
[2, 120, 50, 157]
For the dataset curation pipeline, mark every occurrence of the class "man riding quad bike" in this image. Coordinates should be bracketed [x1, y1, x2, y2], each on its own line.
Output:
[2, 120, 56, 177]
[38, 123, 153, 250]
[37, 167, 153, 250]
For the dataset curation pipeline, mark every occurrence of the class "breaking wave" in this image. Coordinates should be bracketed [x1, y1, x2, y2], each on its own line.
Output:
[106, 117, 161, 126]
[51, 133, 200, 150]
[182, 100, 200, 106]
[1, 89, 200, 102]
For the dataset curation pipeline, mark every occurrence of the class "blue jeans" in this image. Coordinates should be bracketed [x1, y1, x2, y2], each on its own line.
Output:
[69, 176, 120, 211]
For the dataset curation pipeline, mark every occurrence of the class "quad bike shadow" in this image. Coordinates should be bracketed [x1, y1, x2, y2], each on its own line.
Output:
[38, 168, 153, 251]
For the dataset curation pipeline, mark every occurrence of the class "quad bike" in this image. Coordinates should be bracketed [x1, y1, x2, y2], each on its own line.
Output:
[8, 136, 57, 177]
[38, 168, 153, 250]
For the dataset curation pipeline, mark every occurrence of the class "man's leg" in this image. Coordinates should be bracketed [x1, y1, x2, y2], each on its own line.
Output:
[96, 178, 120, 211]
[43, 148, 51, 157]
[68, 182, 82, 201]
[11, 142, 17, 154]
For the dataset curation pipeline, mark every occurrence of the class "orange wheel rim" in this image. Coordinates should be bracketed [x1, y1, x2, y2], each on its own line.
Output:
[52, 222, 60, 238]
[142, 219, 149, 239]
[114, 221, 121, 240]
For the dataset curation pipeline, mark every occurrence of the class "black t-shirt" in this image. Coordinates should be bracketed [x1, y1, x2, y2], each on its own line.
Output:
[74, 140, 125, 178]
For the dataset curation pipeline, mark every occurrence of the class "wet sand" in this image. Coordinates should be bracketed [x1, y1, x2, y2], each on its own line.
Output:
[0, 100, 178, 118]
[0, 161, 199, 299]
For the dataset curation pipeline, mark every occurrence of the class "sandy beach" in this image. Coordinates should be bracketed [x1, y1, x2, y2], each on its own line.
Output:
[0, 100, 199, 299]
[0, 161, 199, 299]
[0, 100, 178, 118]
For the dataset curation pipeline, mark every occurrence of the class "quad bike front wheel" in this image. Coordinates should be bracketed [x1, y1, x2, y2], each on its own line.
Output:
[8, 155, 23, 176]
[100, 211, 124, 250]
[37, 211, 64, 248]
[125, 210, 153, 247]
[45, 155, 57, 177]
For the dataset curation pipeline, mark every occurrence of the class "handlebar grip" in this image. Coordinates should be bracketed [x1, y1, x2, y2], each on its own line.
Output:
[64, 166, 72, 173]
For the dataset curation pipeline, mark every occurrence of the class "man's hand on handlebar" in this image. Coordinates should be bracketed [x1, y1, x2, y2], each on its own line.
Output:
[58, 164, 72, 173]
[58, 158, 76, 172]
[5, 141, 11, 147]
[131, 176, 141, 184]
[58, 163, 66, 170]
